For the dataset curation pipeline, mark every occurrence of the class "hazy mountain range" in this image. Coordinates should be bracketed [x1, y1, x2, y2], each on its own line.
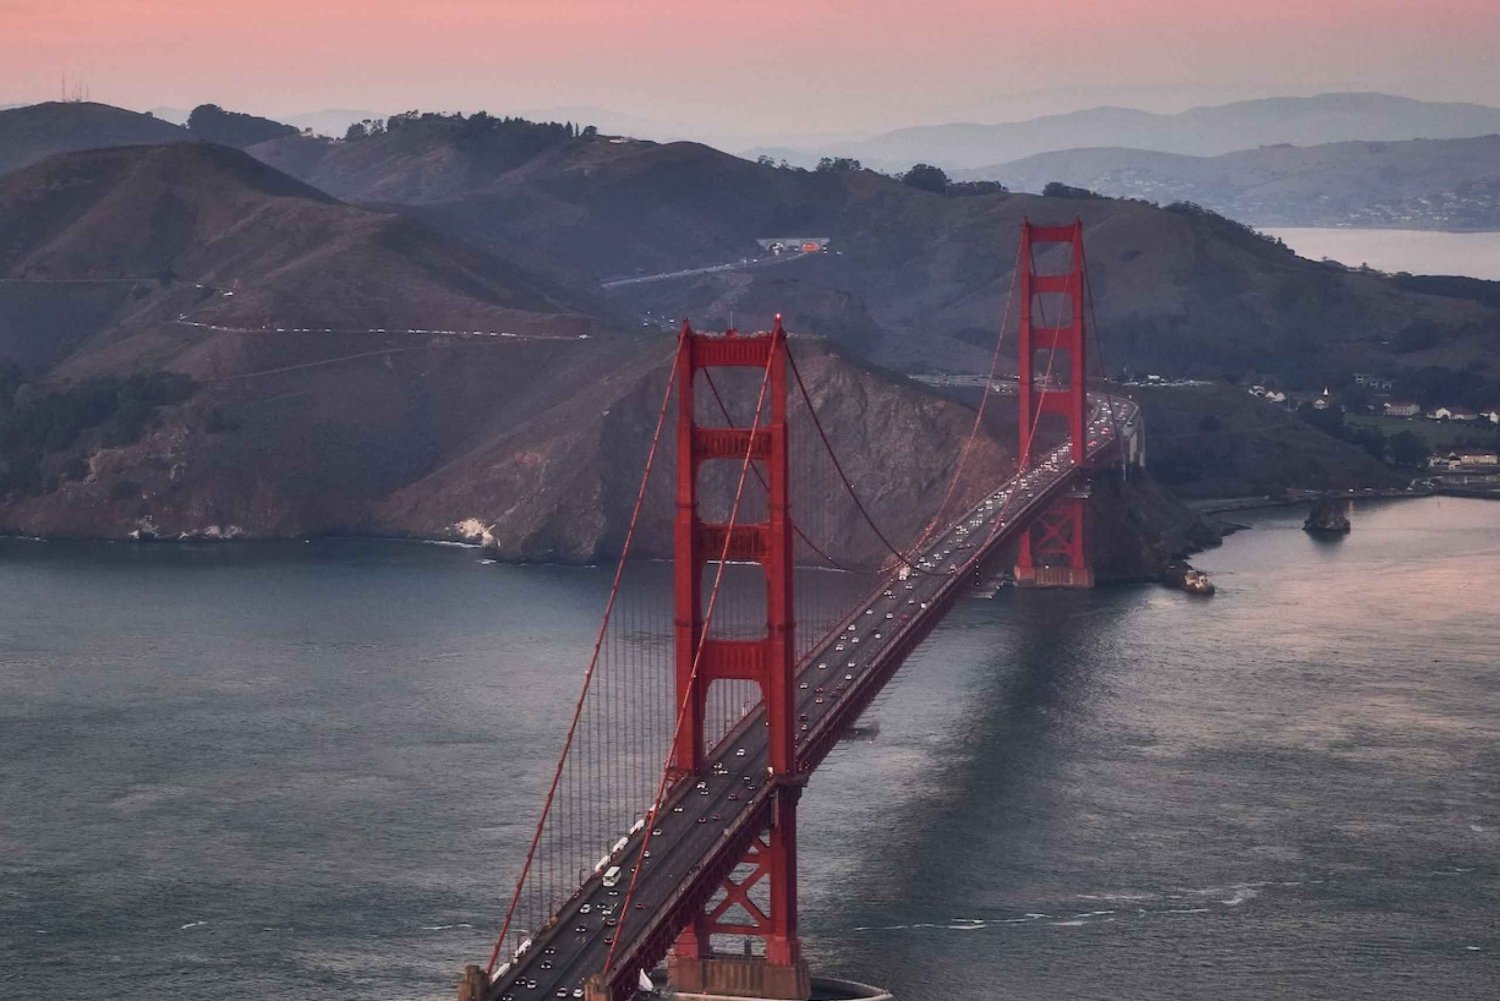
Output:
[749, 93, 1500, 172]
[966, 135, 1500, 230]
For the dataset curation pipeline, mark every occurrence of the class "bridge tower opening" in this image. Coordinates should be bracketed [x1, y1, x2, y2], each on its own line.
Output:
[1015, 220, 1094, 589]
[668, 318, 812, 1000]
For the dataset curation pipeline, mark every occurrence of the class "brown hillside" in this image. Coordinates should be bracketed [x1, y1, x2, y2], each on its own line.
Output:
[0, 144, 603, 374]
[246, 131, 1500, 389]
[0, 142, 1017, 563]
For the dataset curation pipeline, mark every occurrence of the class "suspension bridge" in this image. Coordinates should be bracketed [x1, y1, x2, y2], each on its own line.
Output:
[458, 221, 1143, 1001]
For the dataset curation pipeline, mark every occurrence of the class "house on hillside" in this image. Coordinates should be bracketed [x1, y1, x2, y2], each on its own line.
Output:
[1265, 389, 1288, 404]
[1455, 449, 1499, 466]
[1384, 400, 1421, 417]
[1481, 408, 1500, 425]
[1354, 372, 1393, 391]
[1427, 406, 1477, 421]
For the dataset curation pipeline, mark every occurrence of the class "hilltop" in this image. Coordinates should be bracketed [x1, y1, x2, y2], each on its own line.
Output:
[0, 101, 312, 182]
[0, 142, 600, 375]
[964, 135, 1500, 230]
[0, 102, 191, 177]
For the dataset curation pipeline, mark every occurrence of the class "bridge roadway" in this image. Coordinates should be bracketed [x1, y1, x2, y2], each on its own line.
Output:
[487, 395, 1137, 1001]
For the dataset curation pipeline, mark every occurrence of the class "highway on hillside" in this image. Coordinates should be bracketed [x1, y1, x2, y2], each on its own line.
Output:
[599, 249, 822, 289]
[486, 395, 1135, 1001]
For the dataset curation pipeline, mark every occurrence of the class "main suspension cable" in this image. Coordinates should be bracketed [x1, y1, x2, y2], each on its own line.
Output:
[909, 230, 1023, 552]
[700, 367, 860, 574]
[784, 350, 938, 573]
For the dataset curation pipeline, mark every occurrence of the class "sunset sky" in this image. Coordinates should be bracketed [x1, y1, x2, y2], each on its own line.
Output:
[4, 1, 1498, 145]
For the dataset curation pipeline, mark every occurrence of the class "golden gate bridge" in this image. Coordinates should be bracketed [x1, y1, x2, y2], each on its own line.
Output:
[458, 221, 1140, 1001]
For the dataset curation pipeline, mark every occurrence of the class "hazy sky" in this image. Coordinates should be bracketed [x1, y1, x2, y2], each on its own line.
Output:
[4, 0, 1498, 145]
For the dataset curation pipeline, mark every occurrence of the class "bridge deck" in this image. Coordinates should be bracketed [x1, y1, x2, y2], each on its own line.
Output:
[487, 396, 1136, 1001]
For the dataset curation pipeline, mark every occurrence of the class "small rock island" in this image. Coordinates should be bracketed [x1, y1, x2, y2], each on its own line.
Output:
[1304, 498, 1352, 535]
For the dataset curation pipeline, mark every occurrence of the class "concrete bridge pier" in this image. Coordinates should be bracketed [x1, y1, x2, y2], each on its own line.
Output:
[1014, 489, 1094, 589]
[668, 954, 811, 999]
[669, 972, 891, 1001]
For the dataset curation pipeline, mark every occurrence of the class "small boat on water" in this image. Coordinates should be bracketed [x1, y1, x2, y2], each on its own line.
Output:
[1181, 568, 1216, 595]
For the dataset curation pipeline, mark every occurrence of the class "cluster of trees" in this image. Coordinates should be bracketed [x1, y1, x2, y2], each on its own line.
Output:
[1164, 200, 1286, 249]
[752, 155, 864, 174]
[1396, 364, 1500, 410]
[186, 104, 298, 147]
[816, 156, 863, 173]
[898, 164, 1008, 197]
[338, 111, 594, 171]
[1042, 181, 1099, 199]
[344, 111, 593, 146]
[1295, 400, 1430, 468]
[0, 367, 195, 497]
[751, 156, 1007, 197]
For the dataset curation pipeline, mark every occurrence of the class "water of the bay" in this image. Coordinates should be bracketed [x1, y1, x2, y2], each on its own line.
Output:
[1262, 228, 1500, 281]
[2, 497, 1496, 1000]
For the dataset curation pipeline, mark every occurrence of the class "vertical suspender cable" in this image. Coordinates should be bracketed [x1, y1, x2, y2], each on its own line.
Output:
[485, 337, 684, 978]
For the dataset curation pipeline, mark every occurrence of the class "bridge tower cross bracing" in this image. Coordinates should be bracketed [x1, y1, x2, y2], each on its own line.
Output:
[1015, 219, 1094, 589]
[668, 318, 812, 1000]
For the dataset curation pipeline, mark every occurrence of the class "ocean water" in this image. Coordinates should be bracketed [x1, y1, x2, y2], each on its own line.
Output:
[1263, 227, 1500, 281]
[2, 497, 1497, 1000]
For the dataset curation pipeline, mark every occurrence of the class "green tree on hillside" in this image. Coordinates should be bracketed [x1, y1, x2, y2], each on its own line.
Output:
[1387, 431, 1429, 468]
[1043, 181, 1097, 199]
[815, 156, 862, 173]
[187, 104, 297, 147]
[901, 163, 949, 193]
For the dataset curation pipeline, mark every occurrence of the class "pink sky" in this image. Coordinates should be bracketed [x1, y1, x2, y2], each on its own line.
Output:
[3, 1, 1498, 142]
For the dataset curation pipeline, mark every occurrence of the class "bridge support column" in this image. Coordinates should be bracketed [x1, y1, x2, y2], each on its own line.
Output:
[1015, 493, 1093, 588]
[669, 319, 810, 1000]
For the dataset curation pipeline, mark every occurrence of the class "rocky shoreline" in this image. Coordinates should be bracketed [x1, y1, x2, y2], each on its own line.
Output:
[0, 468, 1229, 585]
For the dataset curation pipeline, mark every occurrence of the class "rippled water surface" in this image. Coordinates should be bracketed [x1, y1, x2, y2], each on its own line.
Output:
[3, 497, 1497, 999]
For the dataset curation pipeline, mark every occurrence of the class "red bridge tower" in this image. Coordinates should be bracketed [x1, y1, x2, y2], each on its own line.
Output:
[1015, 220, 1094, 589]
[669, 319, 811, 1000]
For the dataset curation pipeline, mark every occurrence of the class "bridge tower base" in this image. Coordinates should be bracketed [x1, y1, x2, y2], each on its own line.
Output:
[668, 955, 813, 1000]
[667, 973, 889, 1001]
[1014, 492, 1093, 589]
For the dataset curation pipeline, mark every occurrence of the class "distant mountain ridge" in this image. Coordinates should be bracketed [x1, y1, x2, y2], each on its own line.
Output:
[749, 93, 1500, 171]
[966, 135, 1500, 230]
